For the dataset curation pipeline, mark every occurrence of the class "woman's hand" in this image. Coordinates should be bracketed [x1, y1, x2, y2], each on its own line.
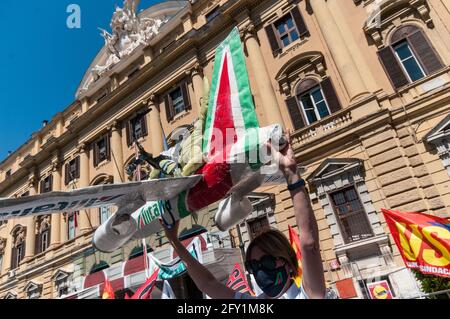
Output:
[266, 130, 299, 184]
[159, 218, 180, 244]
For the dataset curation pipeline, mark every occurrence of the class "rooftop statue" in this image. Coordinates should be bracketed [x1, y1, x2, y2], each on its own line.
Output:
[81, 0, 169, 93]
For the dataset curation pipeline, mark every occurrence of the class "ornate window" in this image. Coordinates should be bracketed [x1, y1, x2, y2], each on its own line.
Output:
[164, 80, 191, 122]
[93, 134, 111, 167]
[40, 175, 53, 194]
[11, 225, 26, 270]
[24, 281, 43, 299]
[265, 6, 309, 56]
[126, 112, 148, 146]
[53, 270, 73, 298]
[238, 193, 277, 246]
[425, 114, 450, 177]
[329, 186, 374, 244]
[307, 159, 391, 266]
[378, 25, 444, 89]
[35, 215, 51, 254]
[286, 77, 342, 130]
[64, 156, 80, 185]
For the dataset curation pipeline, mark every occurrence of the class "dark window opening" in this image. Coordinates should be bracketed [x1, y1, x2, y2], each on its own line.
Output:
[94, 135, 110, 167]
[206, 7, 220, 23]
[329, 186, 374, 244]
[274, 14, 300, 48]
[127, 113, 148, 146]
[40, 175, 53, 194]
[164, 82, 191, 122]
[65, 157, 80, 185]
[247, 215, 271, 241]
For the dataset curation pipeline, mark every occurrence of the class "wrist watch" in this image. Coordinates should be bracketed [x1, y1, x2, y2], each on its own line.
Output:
[287, 178, 306, 191]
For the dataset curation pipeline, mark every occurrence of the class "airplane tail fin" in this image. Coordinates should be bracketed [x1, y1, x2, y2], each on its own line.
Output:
[202, 27, 259, 160]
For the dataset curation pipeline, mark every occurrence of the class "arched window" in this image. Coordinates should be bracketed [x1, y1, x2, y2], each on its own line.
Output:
[11, 226, 26, 269]
[378, 25, 444, 89]
[285, 77, 342, 129]
[35, 216, 51, 254]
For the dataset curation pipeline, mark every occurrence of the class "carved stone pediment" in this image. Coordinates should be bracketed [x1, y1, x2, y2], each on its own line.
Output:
[307, 158, 364, 186]
[424, 114, 450, 176]
[363, 0, 432, 48]
[4, 292, 17, 299]
[424, 114, 450, 149]
[76, 1, 188, 97]
[275, 52, 326, 96]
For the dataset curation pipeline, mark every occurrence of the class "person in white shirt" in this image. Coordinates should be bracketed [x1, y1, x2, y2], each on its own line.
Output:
[160, 131, 328, 299]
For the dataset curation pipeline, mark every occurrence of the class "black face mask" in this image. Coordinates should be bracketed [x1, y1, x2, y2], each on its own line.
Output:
[254, 266, 289, 298]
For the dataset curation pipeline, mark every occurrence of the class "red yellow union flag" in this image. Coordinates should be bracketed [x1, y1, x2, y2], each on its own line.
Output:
[382, 209, 450, 278]
[288, 225, 303, 287]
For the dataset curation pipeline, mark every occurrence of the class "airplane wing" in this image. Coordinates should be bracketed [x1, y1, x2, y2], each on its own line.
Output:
[0, 175, 202, 221]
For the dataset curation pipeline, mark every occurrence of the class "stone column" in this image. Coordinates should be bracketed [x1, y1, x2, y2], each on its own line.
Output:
[190, 63, 204, 115]
[24, 173, 38, 261]
[49, 159, 61, 248]
[78, 143, 92, 234]
[240, 22, 284, 126]
[109, 121, 124, 183]
[148, 95, 165, 156]
[327, 0, 378, 93]
[309, 0, 368, 102]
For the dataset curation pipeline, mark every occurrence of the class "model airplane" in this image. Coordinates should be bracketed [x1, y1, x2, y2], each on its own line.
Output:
[0, 28, 287, 253]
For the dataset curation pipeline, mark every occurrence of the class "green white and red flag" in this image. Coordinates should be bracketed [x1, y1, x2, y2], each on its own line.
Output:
[203, 27, 260, 164]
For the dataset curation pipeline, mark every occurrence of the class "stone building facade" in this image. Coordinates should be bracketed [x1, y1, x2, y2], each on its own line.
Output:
[1, 0, 450, 299]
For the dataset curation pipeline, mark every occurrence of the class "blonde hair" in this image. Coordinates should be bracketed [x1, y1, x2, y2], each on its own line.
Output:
[245, 229, 299, 277]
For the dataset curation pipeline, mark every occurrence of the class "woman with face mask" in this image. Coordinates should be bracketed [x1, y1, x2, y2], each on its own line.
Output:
[160, 131, 328, 299]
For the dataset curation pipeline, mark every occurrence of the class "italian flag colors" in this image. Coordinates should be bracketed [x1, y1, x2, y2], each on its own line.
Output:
[203, 27, 260, 161]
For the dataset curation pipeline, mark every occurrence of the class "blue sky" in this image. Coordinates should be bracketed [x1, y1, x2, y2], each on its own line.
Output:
[0, 0, 160, 161]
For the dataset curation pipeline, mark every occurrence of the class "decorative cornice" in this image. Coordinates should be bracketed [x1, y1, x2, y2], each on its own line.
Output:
[76, 143, 89, 154]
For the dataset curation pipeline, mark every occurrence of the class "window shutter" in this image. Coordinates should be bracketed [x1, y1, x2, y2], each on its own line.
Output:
[321, 78, 342, 114]
[11, 247, 17, 269]
[49, 175, 53, 192]
[35, 233, 40, 255]
[291, 6, 308, 37]
[125, 121, 131, 146]
[265, 24, 281, 56]
[141, 113, 148, 137]
[39, 180, 45, 194]
[182, 82, 192, 111]
[46, 229, 51, 251]
[378, 46, 409, 89]
[93, 141, 99, 167]
[285, 97, 305, 130]
[408, 31, 444, 75]
[75, 157, 80, 179]
[165, 95, 173, 122]
[106, 134, 111, 161]
[64, 163, 70, 185]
